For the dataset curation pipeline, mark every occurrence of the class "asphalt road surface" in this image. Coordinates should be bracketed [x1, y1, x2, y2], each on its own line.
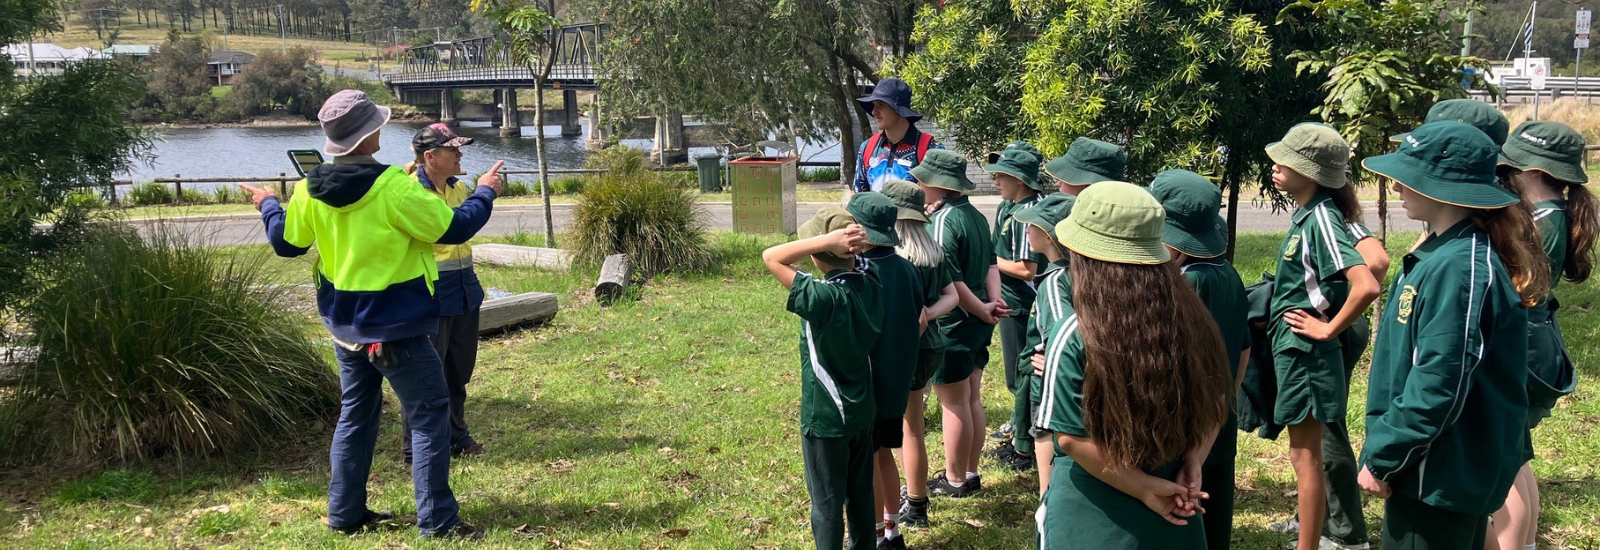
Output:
[129, 197, 1424, 248]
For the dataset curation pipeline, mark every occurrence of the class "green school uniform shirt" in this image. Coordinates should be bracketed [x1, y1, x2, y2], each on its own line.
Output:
[786, 265, 883, 438]
[916, 260, 955, 351]
[931, 195, 997, 349]
[1269, 190, 1367, 354]
[1026, 261, 1073, 429]
[1534, 199, 1570, 291]
[861, 247, 923, 420]
[1362, 220, 1529, 516]
[1182, 258, 1251, 378]
[994, 194, 1047, 316]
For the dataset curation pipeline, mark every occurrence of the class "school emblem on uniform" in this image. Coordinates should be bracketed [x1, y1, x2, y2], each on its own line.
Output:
[1397, 285, 1416, 324]
[1283, 234, 1301, 260]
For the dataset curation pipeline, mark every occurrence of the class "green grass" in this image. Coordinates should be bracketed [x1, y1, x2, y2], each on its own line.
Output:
[2, 231, 1598, 548]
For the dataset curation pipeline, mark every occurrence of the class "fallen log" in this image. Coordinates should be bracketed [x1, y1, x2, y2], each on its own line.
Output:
[594, 254, 632, 304]
[473, 244, 572, 270]
[479, 292, 559, 336]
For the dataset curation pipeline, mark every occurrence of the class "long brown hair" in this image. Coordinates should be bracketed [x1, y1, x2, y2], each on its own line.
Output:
[1562, 183, 1598, 283]
[1069, 252, 1231, 471]
[1471, 202, 1551, 307]
[1328, 183, 1363, 225]
[402, 152, 425, 176]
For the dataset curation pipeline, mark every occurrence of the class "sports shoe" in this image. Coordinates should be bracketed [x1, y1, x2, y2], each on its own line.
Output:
[454, 443, 487, 457]
[927, 475, 976, 498]
[427, 522, 486, 540]
[897, 495, 930, 529]
[328, 510, 395, 535]
[1317, 537, 1371, 550]
[984, 441, 1017, 461]
[991, 422, 1013, 440]
[878, 534, 910, 549]
[1268, 516, 1299, 534]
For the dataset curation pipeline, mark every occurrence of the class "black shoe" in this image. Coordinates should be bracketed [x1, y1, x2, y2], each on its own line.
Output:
[984, 441, 1017, 462]
[897, 495, 930, 529]
[328, 510, 395, 535]
[427, 522, 486, 540]
[927, 475, 976, 498]
[878, 534, 910, 549]
[453, 443, 486, 457]
[990, 422, 1013, 441]
[969, 473, 983, 493]
[997, 447, 1036, 472]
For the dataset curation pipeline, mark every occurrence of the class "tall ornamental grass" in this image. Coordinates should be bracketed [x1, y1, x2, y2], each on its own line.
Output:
[571, 146, 712, 276]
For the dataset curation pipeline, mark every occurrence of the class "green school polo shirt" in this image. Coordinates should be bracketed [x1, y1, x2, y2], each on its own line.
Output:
[1034, 286, 1085, 438]
[1362, 220, 1529, 515]
[1020, 260, 1072, 365]
[862, 247, 923, 420]
[930, 195, 997, 312]
[1534, 199, 1570, 292]
[916, 260, 955, 351]
[1269, 190, 1366, 353]
[1182, 258, 1251, 378]
[786, 266, 883, 438]
[994, 194, 1047, 316]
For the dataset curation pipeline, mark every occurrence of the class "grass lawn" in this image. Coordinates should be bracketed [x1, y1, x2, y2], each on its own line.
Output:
[50, 19, 380, 64]
[2, 230, 1598, 549]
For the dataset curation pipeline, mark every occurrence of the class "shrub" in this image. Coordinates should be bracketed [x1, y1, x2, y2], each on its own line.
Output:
[64, 189, 107, 209]
[0, 225, 339, 463]
[801, 166, 842, 183]
[550, 176, 586, 195]
[208, 185, 243, 204]
[178, 188, 204, 204]
[501, 180, 533, 197]
[570, 169, 712, 277]
[584, 145, 647, 175]
[127, 182, 175, 205]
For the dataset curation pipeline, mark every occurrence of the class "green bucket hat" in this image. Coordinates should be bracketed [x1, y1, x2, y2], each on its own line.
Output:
[1266, 122, 1350, 189]
[1500, 120, 1589, 184]
[983, 148, 1043, 190]
[1149, 169, 1228, 258]
[1011, 193, 1076, 237]
[909, 149, 974, 193]
[1056, 181, 1169, 265]
[1044, 137, 1127, 186]
[797, 206, 857, 265]
[1362, 120, 1518, 209]
[999, 140, 1043, 162]
[1392, 99, 1510, 147]
[880, 179, 929, 222]
[845, 192, 902, 247]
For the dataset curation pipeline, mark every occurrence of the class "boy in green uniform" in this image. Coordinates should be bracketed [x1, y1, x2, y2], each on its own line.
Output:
[1494, 120, 1591, 550]
[1265, 123, 1383, 550]
[1007, 192, 1076, 495]
[1032, 182, 1229, 550]
[985, 145, 1047, 472]
[1042, 137, 1127, 195]
[762, 209, 886, 550]
[1359, 120, 1543, 549]
[1151, 169, 1251, 550]
[909, 150, 1007, 498]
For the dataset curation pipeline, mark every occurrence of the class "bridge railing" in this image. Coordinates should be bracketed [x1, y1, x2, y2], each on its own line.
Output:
[387, 23, 605, 88]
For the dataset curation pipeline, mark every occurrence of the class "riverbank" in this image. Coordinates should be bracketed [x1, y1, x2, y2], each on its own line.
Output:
[144, 109, 433, 130]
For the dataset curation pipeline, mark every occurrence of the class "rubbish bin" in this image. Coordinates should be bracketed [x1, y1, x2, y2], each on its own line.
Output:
[695, 153, 724, 193]
[729, 155, 798, 234]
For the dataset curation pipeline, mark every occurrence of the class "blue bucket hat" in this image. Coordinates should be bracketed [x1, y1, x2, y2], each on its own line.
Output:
[857, 78, 922, 124]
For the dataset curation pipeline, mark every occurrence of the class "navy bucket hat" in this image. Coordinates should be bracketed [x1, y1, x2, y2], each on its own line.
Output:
[857, 78, 922, 124]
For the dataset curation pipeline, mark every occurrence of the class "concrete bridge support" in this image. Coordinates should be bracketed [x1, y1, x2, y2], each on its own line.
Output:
[490, 89, 503, 128]
[561, 90, 582, 137]
[500, 88, 521, 137]
[586, 98, 610, 151]
[440, 89, 457, 125]
[654, 112, 687, 164]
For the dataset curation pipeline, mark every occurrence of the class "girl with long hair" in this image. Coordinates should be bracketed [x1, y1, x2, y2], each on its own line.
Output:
[1033, 182, 1230, 548]
[1489, 120, 1594, 550]
[1359, 120, 1547, 548]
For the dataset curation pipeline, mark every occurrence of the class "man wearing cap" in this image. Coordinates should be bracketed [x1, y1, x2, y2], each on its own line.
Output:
[1151, 169, 1250, 550]
[240, 89, 502, 540]
[852, 77, 943, 193]
[1043, 137, 1127, 195]
[982, 144, 1047, 472]
[398, 123, 497, 467]
[762, 206, 883, 550]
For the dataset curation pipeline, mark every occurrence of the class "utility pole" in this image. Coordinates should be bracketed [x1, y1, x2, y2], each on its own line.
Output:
[1462, 11, 1474, 57]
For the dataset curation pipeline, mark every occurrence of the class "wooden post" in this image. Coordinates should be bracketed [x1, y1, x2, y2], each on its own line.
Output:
[105, 179, 117, 206]
[594, 254, 631, 304]
[278, 173, 287, 197]
[174, 180, 184, 203]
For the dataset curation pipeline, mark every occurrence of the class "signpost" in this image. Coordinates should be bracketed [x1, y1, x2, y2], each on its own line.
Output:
[1579, 9, 1592, 90]
[1530, 57, 1549, 119]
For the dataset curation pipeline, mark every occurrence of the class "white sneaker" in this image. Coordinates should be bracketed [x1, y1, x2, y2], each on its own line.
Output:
[1268, 517, 1299, 534]
[1293, 537, 1370, 550]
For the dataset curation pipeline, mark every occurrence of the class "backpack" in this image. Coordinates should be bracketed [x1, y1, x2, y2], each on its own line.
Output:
[859, 130, 936, 192]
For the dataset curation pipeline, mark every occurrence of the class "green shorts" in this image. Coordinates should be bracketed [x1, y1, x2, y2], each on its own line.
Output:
[932, 317, 993, 385]
[1272, 342, 1347, 426]
[910, 348, 941, 392]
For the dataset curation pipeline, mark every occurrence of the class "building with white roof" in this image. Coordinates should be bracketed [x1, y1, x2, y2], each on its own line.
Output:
[4, 42, 106, 76]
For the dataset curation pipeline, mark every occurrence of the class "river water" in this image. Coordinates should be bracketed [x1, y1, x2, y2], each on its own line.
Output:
[128, 120, 844, 187]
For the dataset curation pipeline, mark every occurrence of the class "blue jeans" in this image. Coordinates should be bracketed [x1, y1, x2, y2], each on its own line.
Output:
[328, 335, 460, 535]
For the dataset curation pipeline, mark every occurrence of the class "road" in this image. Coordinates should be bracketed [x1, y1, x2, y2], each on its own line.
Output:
[128, 197, 1425, 248]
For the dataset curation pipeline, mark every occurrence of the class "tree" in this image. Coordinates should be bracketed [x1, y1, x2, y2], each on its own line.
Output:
[222, 47, 328, 117]
[142, 29, 215, 121]
[472, 0, 559, 245]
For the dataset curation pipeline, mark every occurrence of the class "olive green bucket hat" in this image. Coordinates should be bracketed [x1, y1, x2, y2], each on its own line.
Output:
[1501, 121, 1589, 185]
[797, 206, 858, 265]
[1149, 169, 1228, 258]
[1044, 137, 1127, 186]
[1362, 120, 1518, 209]
[880, 179, 929, 222]
[997, 140, 1043, 163]
[983, 148, 1043, 190]
[1011, 193, 1076, 236]
[1056, 181, 1170, 265]
[1392, 99, 1510, 147]
[909, 149, 975, 193]
[1266, 122, 1350, 189]
[845, 192, 901, 247]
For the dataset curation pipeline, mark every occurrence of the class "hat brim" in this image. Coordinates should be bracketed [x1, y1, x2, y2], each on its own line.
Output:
[1057, 217, 1170, 265]
[909, 164, 974, 193]
[1162, 215, 1229, 259]
[326, 105, 391, 157]
[896, 206, 929, 223]
[984, 163, 1043, 190]
[1265, 141, 1347, 189]
[863, 225, 900, 247]
[1500, 143, 1589, 184]
[1363, 153, 1519, 209]
[1044, 159, 1116, 187]
[856, 94, 922, 124]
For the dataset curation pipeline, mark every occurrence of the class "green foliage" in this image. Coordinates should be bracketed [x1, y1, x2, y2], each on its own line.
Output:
[128, 182, 176, 205]
[583, 144, 647, 175]
[178, 188, 204, 204]
[550, 176, 586, 194]
[208, 184, 243, 204]
[138, 30, 216, 122]
[192, 510, 245, 536]
[56, 470, 161, 504]
[501, 180, 534, 197]
[220, 48, 328, 119]
[800, 166, 841, 183]
[0, 225, 338, 463]
[63, 190, 108, 209]
[571, 169, 713, 277]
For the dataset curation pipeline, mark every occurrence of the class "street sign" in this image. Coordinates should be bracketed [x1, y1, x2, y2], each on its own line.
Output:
[1580, 9, 1593, 35]
[1530, 57, 1550, 90]
[1579, 36, 1591, 49]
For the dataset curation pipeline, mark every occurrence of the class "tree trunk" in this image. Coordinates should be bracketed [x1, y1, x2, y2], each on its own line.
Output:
[827, 55, 858, 188]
